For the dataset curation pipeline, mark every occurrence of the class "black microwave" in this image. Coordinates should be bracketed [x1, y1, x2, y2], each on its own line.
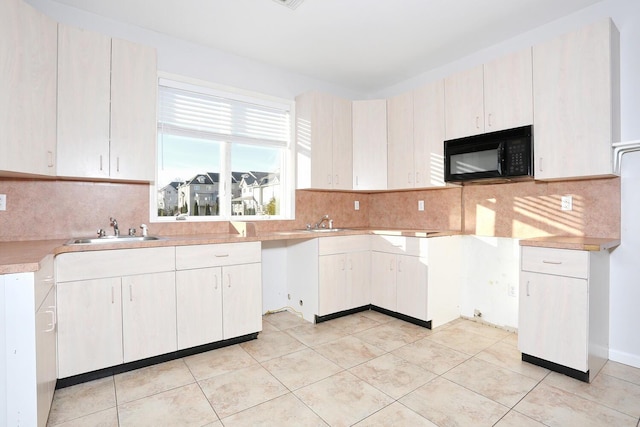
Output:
[444, 125, 533, 183]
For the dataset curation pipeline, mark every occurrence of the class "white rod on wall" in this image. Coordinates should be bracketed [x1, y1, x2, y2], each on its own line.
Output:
[613, 140, 640, 175]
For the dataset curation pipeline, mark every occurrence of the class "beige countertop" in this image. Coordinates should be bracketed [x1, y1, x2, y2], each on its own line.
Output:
[519, 236, 621, 251]
[2, 230, 618, 275]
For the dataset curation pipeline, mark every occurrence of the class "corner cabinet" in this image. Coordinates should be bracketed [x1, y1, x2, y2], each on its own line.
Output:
[444, 48, 533, 140]
[518, 246, 610, 382]
[0, 0, 57, 177]
[1, 255, 56, 427]
[175, 242, 262, 349]
[296, 91, 353, 190]
[56, 247, 176, 379]
[387, 80, 446, 190]
[57, 24, 157, 181]
[533, 18, 620, 180]
[352, 100, 387, 190]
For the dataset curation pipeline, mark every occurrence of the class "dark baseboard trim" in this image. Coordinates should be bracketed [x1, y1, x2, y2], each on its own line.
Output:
[315, 305, 370, 323]
[56, 332, 259, 389]
[370, 305, 432, 329]
[522, 352, 589, 383]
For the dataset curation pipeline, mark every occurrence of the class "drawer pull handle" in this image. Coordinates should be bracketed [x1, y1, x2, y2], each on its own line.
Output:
[542, 260, 562, 265]
[526, 280, 530, 297]
[215, 254, 229, 258]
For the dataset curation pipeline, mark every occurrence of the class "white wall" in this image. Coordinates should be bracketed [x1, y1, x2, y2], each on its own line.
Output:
[28, 0, 640, 366]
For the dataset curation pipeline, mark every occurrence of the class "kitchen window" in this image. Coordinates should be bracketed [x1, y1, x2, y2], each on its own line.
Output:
[153, 76, 294, 221]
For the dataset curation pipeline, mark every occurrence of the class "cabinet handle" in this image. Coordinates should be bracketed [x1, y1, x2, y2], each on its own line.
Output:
[526, 280, 530, 297]
[349, 259, 353, 270]
[129, 284, 133, 302]
[214, 274, 218, 290]
[476, 116, 480, 129]
[488, 113, 492, 127]
[355, 176, 359, 186]
[215, 254, 229, 258]
[539, 157, 543, 172]
[100, 155, 103, 171]
[117, 157, 120, 173]
[390, 260, 394, 271]
[340, 259, 345, 271]
[327, 174, 332, 185]
[227, 274, 231, 288]
[111, 286, 115, 304]
[335, 174, 339, 185]
[408, 172, 412, 184]
[398, 260, 402, 273]
[542, 260, 562, 265]
[43, 277, 54, 283]
[47, 150, 54, 168]
[415, 172, 420, 184]
[45, 309, 56, 332]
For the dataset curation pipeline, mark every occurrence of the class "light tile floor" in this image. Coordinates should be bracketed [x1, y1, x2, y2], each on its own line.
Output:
[47, 310, 640, 426]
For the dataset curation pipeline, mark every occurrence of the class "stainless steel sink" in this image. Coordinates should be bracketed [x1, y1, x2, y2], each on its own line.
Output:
[65, 236, 163, 245]
[302, 228, 350, 233]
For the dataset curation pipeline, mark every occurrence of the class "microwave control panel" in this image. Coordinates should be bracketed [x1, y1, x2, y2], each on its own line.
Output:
[504, 139, 531, 176]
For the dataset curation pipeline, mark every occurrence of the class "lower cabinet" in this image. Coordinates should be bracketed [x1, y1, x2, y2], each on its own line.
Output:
[518, 246, 610, 382]
[318, 236, 371, 316]
[1, 254, 56, 427]
[175, 242, 262, 349]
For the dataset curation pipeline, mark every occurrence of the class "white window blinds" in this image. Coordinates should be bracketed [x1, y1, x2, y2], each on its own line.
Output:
[158, 79, 291, 147]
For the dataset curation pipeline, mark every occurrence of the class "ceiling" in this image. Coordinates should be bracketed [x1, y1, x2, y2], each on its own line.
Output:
[49, 0, 603, 92]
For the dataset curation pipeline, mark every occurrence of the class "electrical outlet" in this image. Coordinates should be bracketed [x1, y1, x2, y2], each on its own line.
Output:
[561, 195, 573, 211]
[508, 284, 517, 297]
[0, 194, 6, 211]
[354, 200, 360, 211]
[418, 200, 424, 211]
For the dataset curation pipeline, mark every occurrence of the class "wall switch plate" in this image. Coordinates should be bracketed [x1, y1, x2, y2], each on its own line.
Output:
[354, 200, 360, 211]
[561, 195, 573, 211]
[418, 200, 424, 211]
[0, 194, 6, 211]
[508, 283, 517, 297]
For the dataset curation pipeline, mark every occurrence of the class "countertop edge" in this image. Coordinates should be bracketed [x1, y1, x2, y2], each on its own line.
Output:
[519, 237, 621, 251]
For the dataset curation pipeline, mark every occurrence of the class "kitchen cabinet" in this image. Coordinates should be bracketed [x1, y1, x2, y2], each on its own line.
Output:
[175, 242, 262, 348]
[370, 236, 430, 324]
[0, 0, 57, 177]
[532, 18, 619, 180]
[56, 25, 157, 181]
[56, 247, 176, 378]
[1, 255, 56, 427]
[353, 99, 387, 190]
[518, 246, 610, 382]
[318, 236, 371, 316]
[387, 80, 446, 189]
[296, 91, 352, 190]
[444, 48, 533, 140]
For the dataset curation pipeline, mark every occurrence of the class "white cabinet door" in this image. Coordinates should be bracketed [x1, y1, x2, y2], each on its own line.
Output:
[444, 65, 484, 140]
[533, 19, 618, 180]
[110, 38, 158, 182]
[121, 272, 177, 362]
[413, 80, 446, 188]
[35, 286, 56, 426]
[57, 277, 123, 378]
[0, 0, 56, 176]
[222, 263, 262, 339]
[483, 48, 533, 132]
[353, 99, 387, 190]
[519, 271, 588, 371]
[396, 255, 429, 321]
[56, 24, 111, 178]
[176, 267, 223, 350]
[370, 252, 396, 312]
[387, 91, 414, 189]
[347, 250, 371, 309]
[332, 96, 353, 190]
[318, 254, 347, 316]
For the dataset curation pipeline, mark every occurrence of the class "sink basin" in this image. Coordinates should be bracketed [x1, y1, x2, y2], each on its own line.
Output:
[302, 228, 350, 233]
[65, 236, 163, 245]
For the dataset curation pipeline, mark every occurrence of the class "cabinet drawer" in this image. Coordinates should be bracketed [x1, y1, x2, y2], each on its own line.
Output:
[521, 246, 588, 278]
[56, 247, 176, 282]
[35, 254, 54, 310]
[371, 235, 428, 257]
[318, 235, 370, 255]
[176, 242, 261, 270]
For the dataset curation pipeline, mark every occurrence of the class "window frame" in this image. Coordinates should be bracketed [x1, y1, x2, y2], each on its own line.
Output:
[151, 72, 296, 223]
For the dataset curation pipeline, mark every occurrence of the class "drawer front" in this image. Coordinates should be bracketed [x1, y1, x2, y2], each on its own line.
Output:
[56, 247, 176, 282]
[521, 246, 588, 278]
[176, 242, 261, 270]
[318, 235, 370, 255]
[371, 235, 427, 257]
[35, 254, 54, 310]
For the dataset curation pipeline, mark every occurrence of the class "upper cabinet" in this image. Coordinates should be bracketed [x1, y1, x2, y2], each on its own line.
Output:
[445, 48, 533, 140]
[387, 80, 446, 189]
[353, 99, 387, 190]
[296, 91, 352, 190]
[0, 0, 57, 177]
[57, 25, 158, 181]
[533, 18, 620, 180]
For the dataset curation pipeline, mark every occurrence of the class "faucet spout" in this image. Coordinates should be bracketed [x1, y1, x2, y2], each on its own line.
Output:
[110, 217, 120, 236]
[314, 214, 330, 229]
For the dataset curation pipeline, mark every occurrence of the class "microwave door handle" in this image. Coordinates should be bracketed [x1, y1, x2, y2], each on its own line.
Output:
[497, 142, 504, 175]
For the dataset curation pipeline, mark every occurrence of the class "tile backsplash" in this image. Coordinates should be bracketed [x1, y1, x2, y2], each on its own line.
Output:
[0, 177, 619, 241]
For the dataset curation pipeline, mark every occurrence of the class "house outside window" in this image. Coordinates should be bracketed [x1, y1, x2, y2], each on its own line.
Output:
[153, 76, 294, 221]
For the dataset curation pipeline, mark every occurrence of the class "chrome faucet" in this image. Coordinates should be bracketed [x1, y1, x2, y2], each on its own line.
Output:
[314, 214, 331, 229]
[110, 217, 120, 236]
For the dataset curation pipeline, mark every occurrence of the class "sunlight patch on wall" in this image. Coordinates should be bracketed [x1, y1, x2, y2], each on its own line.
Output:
[476, 203, 496, 236]
[513, 194, 584, 236]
